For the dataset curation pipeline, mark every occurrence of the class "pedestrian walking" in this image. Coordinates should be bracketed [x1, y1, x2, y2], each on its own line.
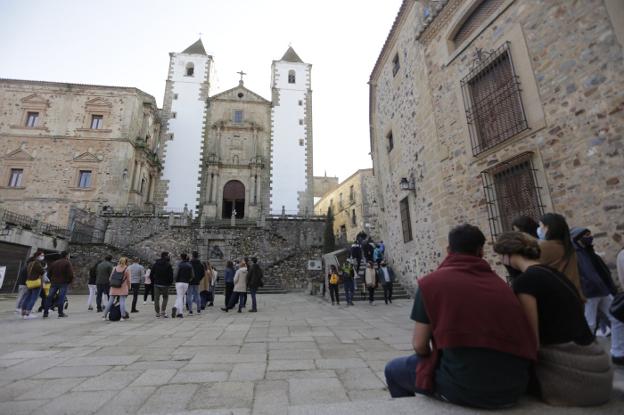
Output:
[247, 257, 264, 312]
[223, 261, 235, 307]
[571, 227, 624, 365]
[43, 251, 73, 318]
[173, 253, 194, 318]
[151, 252, 173, 318]
[15, 251, 42, 314]
[87, 259, 100, 311]
[95, 255, 114, 312]
[328, 265, 340, 305]
[494, 231, 612, 405]
[221, 259, 248, 312]
[373, 244, 383, 266]
[377, 261, 395, 304]
[342, 261, 355, 306]
[537, 213, 583, 299]
[127, 258, 145, 313]
[364, 261, 377, 304]
[199, 261, 214, 309]
[21, 254, 46, 319]
[102, 257, 131, 321]
[143, 268, 154, 304]
[188, 251, 205, 314]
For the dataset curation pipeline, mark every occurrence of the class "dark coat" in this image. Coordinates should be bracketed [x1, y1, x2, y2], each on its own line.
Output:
[176, 260, 195, 284]
[17, 258, 35, 285]
[48, 258, 74, 285]
[247, 263, 264, 289]
[95, 260, 114, 285]
[151, 258, 173, 286]
[376, 266, 396, 285]
[571, 227, 617, 298]
[189, 259, 205, 285]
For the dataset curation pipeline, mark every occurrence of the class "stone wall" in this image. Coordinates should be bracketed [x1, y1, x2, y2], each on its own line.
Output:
[370, 0, 624, 292]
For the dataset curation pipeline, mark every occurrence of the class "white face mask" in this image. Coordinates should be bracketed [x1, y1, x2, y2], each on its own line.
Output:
[37, 255, 45, 261]
[536, 226, 546, 240]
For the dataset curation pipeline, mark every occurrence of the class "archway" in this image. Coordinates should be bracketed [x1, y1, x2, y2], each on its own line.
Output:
[222, 180, 245, 219]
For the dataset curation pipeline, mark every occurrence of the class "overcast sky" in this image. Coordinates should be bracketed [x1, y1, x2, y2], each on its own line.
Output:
[0, 0, 403, 182]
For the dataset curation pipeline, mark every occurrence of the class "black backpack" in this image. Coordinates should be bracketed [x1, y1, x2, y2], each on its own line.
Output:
[110, 268, 125, 288]
[108, 303, 121, 321]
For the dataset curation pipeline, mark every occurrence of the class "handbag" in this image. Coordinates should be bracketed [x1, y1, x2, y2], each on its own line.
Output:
[26, 278, 41, 289]
[609, 292, 624, 323]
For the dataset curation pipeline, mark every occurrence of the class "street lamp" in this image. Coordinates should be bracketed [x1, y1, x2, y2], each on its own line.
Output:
[399, 176, 416, 193]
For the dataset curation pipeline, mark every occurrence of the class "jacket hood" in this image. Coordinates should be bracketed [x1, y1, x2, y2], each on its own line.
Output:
[570, 227, 589, 243]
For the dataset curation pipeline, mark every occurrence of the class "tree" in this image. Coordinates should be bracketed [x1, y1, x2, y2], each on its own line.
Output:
[323, 206, 336, 253]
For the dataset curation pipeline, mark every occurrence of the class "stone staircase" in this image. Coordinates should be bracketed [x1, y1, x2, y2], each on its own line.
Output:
[210, 259, 289, 295]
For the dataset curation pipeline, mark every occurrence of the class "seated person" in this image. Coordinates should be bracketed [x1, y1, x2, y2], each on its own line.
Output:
[493, 232, 613, 406]
[385, 224, 536, 409]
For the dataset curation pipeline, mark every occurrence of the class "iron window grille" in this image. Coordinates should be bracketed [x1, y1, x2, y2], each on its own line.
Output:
[452, 0, 505, 46]
[399, 196, 413, 243]
[480, 152, 545, 240]
[461, 42, 529, 156]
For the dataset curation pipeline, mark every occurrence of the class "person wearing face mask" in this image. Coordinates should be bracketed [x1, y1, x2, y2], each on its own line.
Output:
[493, 232, 612, 406]
[536, 213, 584, 300]
[571, 227, 624, 366]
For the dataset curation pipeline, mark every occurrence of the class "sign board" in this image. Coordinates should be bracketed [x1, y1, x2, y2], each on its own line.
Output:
[307, 259, 322, 271]
[0, 266, 5, 290]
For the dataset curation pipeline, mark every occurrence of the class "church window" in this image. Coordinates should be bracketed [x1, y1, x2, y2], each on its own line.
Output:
[288, 70, 296, 84]
[392, 53, 400, 77]
[233, 110, 244, 123]
[452, 0, 505, 47]
[400, 197, 413, 243]
[461, 42, 528, 155]
[78, 170, 92, 188]
[90, 114, 103, 129]
[349, 185, 354, 202]
[299, 139, 304, 146]
[386, 131, 394, 152]
[351, 209, 357, 226]
[8, 168, 23, 187]
[185, 63, 194, 77]
[480, 152, 544, 239]
[25, 111, 39, 127]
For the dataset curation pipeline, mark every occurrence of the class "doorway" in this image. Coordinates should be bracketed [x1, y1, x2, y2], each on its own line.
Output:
[222, 180, 245, 219]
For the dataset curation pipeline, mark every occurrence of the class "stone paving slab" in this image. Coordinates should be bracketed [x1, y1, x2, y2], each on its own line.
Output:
[0, 293, 621, 414]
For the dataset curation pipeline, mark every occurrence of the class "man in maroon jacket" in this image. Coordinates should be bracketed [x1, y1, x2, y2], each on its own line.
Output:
[43, 251, 74, 318]
[384, 224, 536, 409]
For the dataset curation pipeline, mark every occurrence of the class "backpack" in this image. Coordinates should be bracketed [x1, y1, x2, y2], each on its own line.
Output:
[110, 268, 126, 288]
[108, 303, 121, 321]
[329, 273, 340, 285]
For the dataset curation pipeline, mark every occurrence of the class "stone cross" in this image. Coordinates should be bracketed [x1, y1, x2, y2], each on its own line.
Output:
[237, 70, 247, 83]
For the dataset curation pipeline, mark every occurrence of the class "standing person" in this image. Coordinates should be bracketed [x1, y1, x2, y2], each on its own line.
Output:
[221, 259, 248, 312]
[223, 261, 235, 307]
[188, 251, 205, 315]
[95, 255, 114, 312]
[247, 257, 264, 313]
[537, 213, 583, 299]
[350, 241, 363, 273]
[199, 261, 213, 310]
[384, 224, 536, 408]
[511, 216, 539, 239]
[373, 244, 383, 266]
[328, 265, 340, 305]
[127, 258, 145, 313]
[87, 259, 100, 311]
[364, 261, 378, 305]
[342, 261, 355, 306]
[210, 264, 218, 307]
[571, 227, 624, 365]
[143, 267, 153, 304]
[618, 247, 624, 292]
[151, 252, 173, 318]
[21, 254, 46, 319]
[43, 251, 73, 319]
[102, 257, 131, 321]
[173, 253, 194, 318]
[379, 240, 385, 256]
[377, 261, 395, 305]
[15, 251, 42, 314]
[493, 232, 612, 405]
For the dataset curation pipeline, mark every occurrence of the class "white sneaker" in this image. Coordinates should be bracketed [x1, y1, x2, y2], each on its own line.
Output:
[143, 301, 147, 305]
[15, 308, 21, 313]
[23, 314, 39, 320]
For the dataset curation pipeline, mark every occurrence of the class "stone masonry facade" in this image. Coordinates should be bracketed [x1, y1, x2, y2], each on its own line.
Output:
[0, 79, 163, 227]
[370, 0, 624, 292]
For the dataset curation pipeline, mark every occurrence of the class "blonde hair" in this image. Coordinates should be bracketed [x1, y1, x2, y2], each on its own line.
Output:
[118, 257, 129, 267]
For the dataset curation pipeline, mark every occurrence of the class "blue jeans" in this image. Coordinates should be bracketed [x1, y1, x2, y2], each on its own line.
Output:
[22, 287, 41, 313]
[343, 281, 354, 304]
[250, 288, 257, 310]
[226, 292, 244, 310]
[45, 284, 68, 315]
[104, 295, 126, 318]
[385, 354, 430, 398]
[186, 285, 201, 312]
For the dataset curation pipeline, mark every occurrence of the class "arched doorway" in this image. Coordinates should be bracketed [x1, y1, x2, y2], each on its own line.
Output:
[222, 180, 245, 219]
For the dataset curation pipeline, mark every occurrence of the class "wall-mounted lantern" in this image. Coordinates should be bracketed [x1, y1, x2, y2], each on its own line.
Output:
[399, 176, 416, 193]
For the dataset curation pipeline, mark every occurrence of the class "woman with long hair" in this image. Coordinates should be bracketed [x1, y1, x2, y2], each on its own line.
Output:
[494, 232, 612, 406]
[512, 216, 539, 239]
[537, 213, 583, 299]
[102, 257, 131, 321]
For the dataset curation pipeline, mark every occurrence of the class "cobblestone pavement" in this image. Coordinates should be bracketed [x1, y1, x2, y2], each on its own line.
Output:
[0, 293, 622, 414]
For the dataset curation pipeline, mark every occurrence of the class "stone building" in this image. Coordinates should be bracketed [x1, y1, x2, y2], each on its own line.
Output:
[198, 79, 272, 222]
[312, 174, 340, 202]
[314, 169, 380, 244]
[0, 78, 163, 227]
[370, 0, 624, 291]
[156, 39, 213, 213]
[270, 47, 314, 215]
